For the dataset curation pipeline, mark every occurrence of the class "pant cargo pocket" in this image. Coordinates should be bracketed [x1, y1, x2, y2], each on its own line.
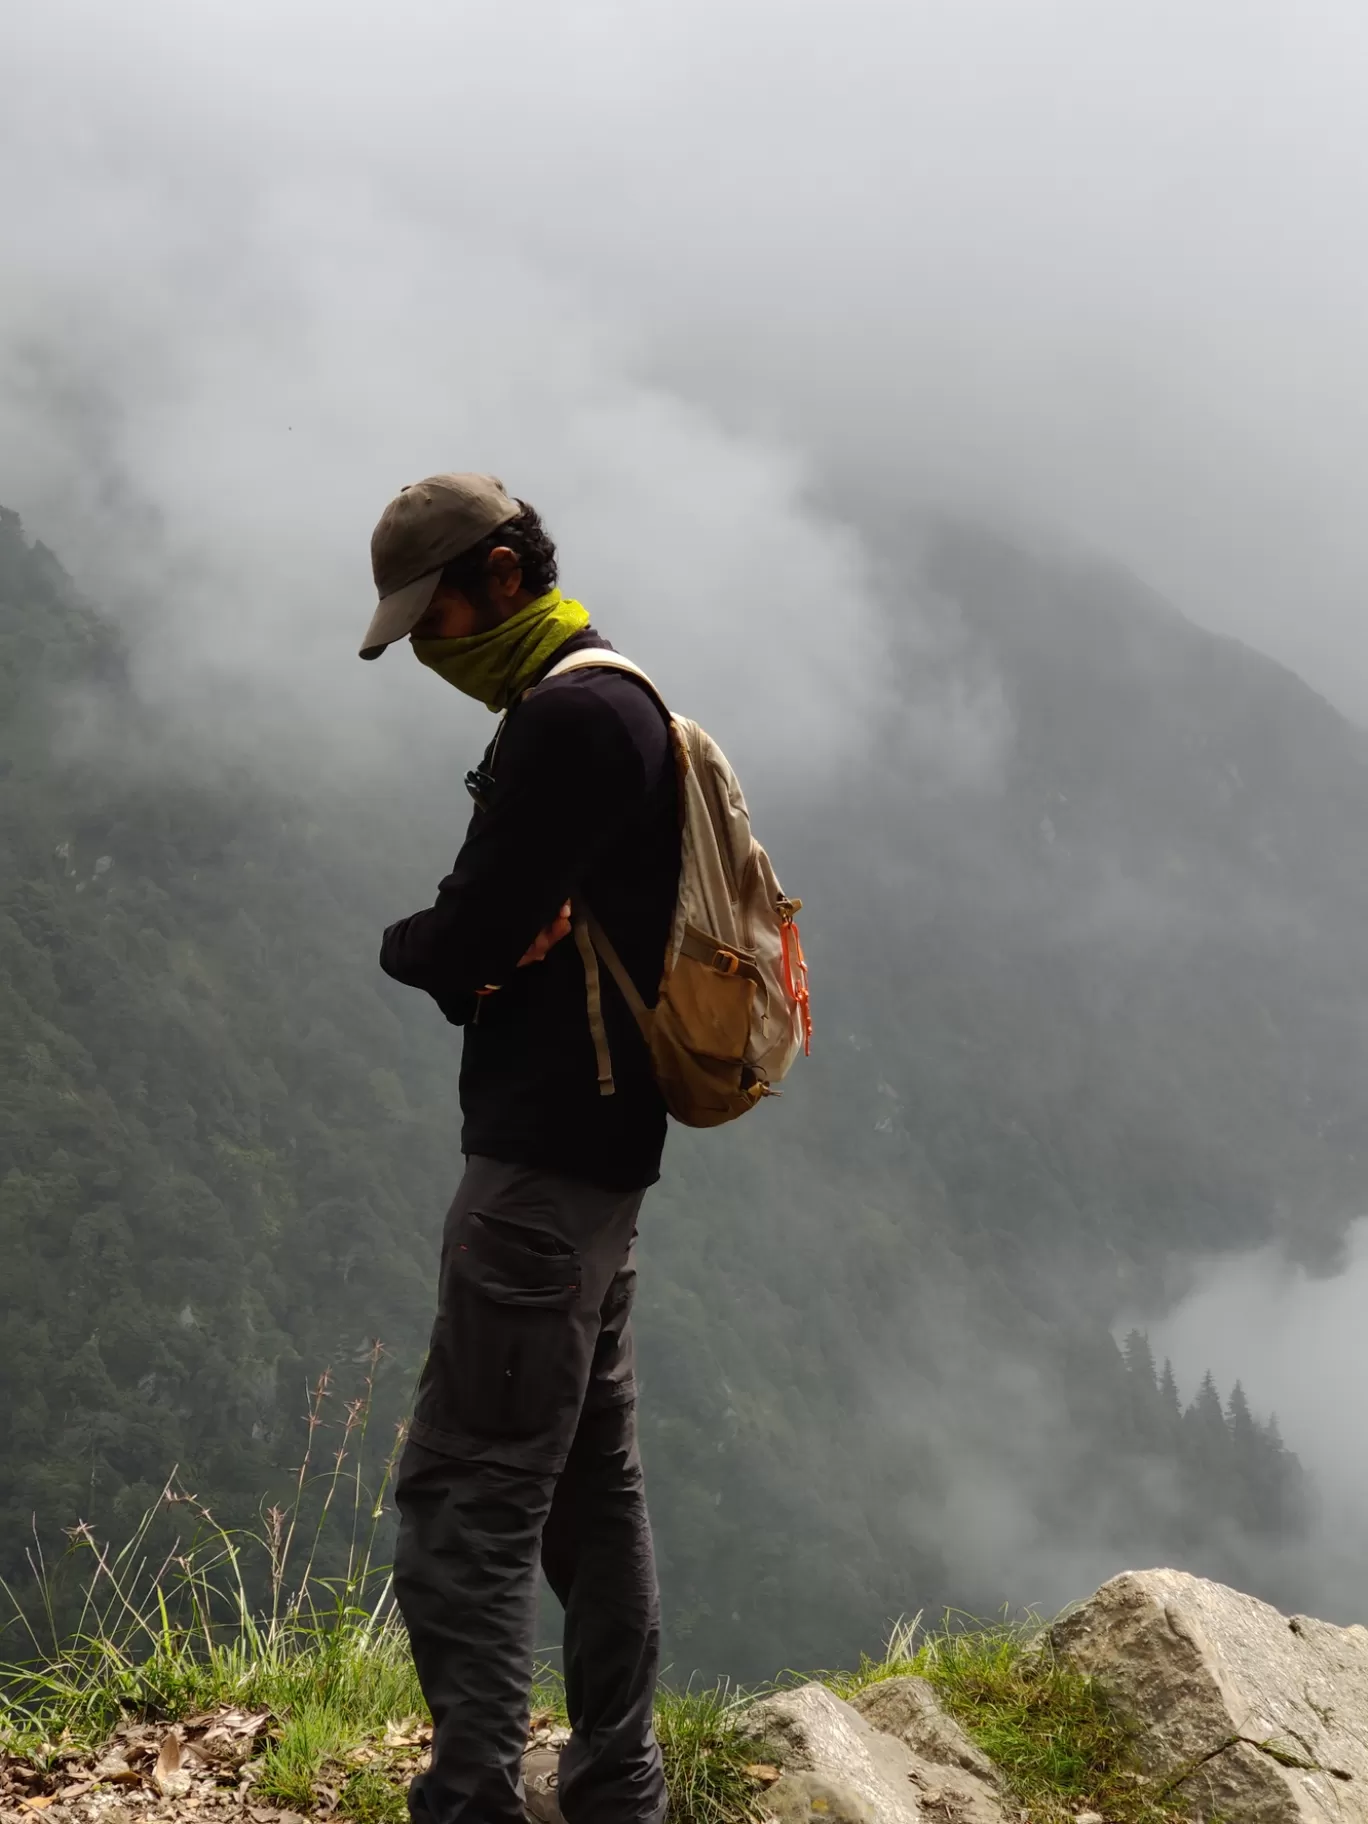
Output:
[413, 1210, 585, 1449]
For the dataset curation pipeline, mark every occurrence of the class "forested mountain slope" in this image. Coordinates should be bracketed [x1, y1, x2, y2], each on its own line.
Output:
[2, 506, 1360, 1677]
[808, 516, 1368, 1289]
[0, 509, 458, 1547]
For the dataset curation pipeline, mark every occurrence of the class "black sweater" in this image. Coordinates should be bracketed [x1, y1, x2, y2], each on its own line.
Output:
[379, 633, 680, 1190]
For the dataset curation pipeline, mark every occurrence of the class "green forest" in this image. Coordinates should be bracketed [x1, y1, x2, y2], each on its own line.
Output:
[2, 502, 1361, 1678]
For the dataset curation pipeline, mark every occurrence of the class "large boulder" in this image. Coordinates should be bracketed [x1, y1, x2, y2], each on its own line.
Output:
[1052, 1568, 1368, 1822]
[745, 1681, 1007, 1824]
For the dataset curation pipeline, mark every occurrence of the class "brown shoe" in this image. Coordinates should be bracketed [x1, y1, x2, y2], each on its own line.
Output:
[522, 1747, 564, 1824]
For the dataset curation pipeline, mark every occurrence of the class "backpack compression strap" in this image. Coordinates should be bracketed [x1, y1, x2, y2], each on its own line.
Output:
[573, 915, 617, 1097]
[572, 905, 654, 1099]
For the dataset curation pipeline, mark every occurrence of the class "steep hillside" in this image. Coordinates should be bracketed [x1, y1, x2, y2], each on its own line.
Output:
[806, 518, 1368, 1291]
[0, 508, 457, 1547]
[0, 506, 1349, 1678]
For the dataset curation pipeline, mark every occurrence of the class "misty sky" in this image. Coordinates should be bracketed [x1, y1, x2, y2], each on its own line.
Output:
[6, 0, 1368, 752]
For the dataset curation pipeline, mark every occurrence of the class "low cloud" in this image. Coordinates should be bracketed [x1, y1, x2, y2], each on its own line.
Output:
[1145, 1226, 1368, 1622]
[0, 194, 993, 800]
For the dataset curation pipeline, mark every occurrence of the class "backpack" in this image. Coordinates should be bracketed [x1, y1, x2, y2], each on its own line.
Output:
[539, 649, 812, 1128]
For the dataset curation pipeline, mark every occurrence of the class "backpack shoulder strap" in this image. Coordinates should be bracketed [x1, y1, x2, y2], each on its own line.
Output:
[537, 648, 668, 712]
[538, 652, 675, 1099]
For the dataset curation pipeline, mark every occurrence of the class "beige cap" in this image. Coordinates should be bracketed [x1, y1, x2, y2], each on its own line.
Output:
[360, 472, 520, 658]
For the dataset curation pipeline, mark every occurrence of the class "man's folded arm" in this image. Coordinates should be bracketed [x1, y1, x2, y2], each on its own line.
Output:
[379, 687, 647, 1012]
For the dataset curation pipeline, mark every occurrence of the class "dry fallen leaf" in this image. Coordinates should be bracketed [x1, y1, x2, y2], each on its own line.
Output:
[151, 1734, 192, 1802]
[380, 1719, 430, 1751]
[20, 1798, 57, 1812]
[210, 1714, 268, 1744]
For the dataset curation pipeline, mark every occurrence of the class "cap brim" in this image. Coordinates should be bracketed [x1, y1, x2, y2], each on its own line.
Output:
[358, 569, 443, 659]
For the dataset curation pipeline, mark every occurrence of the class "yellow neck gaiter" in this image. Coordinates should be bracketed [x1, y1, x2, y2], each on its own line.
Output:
[411, 588, 591, 712]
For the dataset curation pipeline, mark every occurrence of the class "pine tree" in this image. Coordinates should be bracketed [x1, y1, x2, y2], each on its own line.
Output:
[1226, 1379, 1262, 1525]
[1184, 1369, 1237, 1514]
[1159, 1357, 1183, 1428]
[1227, 1380, 1258, 1449]
[1123, 1329, 1158, 1390]
[1115, 1330, 1165, 1450]
[1192, 1369, 1227, 1434]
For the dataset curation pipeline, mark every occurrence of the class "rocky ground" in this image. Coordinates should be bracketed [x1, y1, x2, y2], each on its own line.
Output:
[1, 1707, 293, 1824]
[9, 1571, 1368, 1824]
[0, 1712, 571, 1824]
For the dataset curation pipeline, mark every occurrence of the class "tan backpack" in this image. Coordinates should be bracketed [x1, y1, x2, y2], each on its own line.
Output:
[541, 649, 812, 1127]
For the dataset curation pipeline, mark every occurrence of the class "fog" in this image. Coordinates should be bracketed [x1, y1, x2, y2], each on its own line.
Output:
[8, 0, 1368, 735]
[8, 0, 1368, 1648]
[1147, 1225, 1368, 1617]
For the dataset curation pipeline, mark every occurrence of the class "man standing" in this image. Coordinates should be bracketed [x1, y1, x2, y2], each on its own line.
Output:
[359, 475, 678, 1824]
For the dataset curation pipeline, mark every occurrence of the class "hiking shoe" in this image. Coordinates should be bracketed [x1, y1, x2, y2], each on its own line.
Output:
[522, 1747, 563, 1824]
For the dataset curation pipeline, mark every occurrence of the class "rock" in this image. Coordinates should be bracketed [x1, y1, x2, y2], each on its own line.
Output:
[849, 1680, 1004, 1824]
[765, 1771, 875, 1824]
[850, 1679, 1000, 1786]
[1052, 1568, 1368, 1822]
[746, 1683, 1010, 1824]
[746, 1684, 926, 1824]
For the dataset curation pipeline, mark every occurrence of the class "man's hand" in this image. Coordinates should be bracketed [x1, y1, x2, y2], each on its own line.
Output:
[518, 901, 573, 967]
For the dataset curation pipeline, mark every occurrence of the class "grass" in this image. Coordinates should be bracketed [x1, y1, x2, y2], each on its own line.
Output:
[655, 1683, 769, 1824]
[0, 1366, 1186, 1824]
[0, 1354, 423, 1803]
[336, 1763, 411, 1824]
[827, 1612, 1192, 1824]
[0, 1362, 769, 1824]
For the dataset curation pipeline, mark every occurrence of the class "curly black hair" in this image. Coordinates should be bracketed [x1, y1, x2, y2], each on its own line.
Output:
[440, 500, 559, 602]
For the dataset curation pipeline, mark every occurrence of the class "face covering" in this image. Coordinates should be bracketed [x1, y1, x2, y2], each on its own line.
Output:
[411, 588, 591, 712]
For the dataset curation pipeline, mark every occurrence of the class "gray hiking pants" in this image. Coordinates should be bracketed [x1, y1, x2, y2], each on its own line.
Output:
[394, 1157, 666, 1824]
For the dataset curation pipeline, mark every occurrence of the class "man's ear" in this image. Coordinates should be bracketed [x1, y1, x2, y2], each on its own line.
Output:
[486, 546, 525, 602]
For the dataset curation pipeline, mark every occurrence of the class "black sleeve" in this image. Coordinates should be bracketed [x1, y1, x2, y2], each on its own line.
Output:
[379, 680, 651, 1005]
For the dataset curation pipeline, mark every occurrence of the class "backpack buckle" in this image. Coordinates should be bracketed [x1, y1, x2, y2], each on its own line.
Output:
[712, 949, 741, 977]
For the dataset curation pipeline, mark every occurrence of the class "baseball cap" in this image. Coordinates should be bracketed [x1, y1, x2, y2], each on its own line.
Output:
[359, 472, 521, 659]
